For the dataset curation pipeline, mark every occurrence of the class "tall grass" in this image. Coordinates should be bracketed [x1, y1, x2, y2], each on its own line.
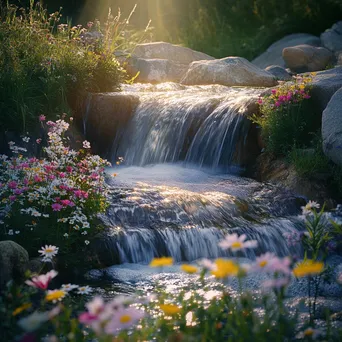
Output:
[0, 1, 133, 133]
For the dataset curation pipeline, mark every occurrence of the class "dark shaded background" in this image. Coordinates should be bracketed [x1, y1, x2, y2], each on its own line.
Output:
[5, 1, 342, 59]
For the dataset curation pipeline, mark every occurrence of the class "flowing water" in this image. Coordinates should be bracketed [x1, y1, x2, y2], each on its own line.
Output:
[83, 83, 337, 296]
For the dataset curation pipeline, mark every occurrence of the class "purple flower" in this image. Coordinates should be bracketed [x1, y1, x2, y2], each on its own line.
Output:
[51, 203, 63, 212]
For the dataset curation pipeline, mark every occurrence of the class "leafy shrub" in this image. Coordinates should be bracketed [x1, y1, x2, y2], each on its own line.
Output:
[252, 75, 320, 156]
[0, 1, 125, 133]
[2, 203, 342, 341]
[0, 118, 110, 268]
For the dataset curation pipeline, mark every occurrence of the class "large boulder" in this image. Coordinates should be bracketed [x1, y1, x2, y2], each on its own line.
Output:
[0, 241, 29, 291]
[126, 58, 188, 83]
[321, 21, 342, 53]
[283, 45, 333, 72]
[83, 93, 139, 158]
[125, 42, 215, 84]
[181, 57, 277, 87]
[322, 87, 342, 167]
[252, 33, 321, 69]
[310, 66, 342, 111]
[132, 42, 214, 64]
[265, 65, 292, 81]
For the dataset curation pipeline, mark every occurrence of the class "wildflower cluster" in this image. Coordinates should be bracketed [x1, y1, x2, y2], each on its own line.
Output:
[251, 74, 319, 155]
[3, 205, 342, 341]
[0, 118, 110, 262]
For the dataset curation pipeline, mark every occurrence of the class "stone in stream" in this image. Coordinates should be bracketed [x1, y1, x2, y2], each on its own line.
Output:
[282, 44, 333, 72]
[322, 87, 342, 167]
[0, 241, 29, 291]
[252, 33, 321, 69]
[181, 57, 277, 87]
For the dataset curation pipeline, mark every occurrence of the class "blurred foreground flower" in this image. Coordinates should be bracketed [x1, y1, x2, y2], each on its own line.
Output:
[293, 260, 324, 277]
[149, 257, 173, 267]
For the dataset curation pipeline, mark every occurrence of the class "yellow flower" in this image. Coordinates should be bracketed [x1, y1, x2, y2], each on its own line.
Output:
[293, 260, 324, 278]
[12, 303, 32, 316]
[45, 290, 66, 302]
[160, 304, 181, 315]
[149, 257, 173, 267]
[181, 264, 198, 274]
[211, 259, 239, 278]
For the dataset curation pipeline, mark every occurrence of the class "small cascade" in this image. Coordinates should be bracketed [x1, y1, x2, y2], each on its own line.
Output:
[83, 84, 306, 268]
[112, 84, 261, 170]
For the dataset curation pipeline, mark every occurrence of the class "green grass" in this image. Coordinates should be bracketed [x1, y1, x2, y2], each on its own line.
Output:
[0, 1, 126, 133]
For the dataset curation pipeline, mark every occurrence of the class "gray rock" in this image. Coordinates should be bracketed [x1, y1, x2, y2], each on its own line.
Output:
[132, 42, 214, 64]
[337, 52, 342, 65]
[181, 57, 277, 87]
[126, 57, 188, 83]
[252, 33, 321, 69]
[84, 93, 139, 158]
[0, 241, 29, 290]
[265, 65, 292, 81]
[322, 87, 342, 167]
[321, 21, 342, 53]
[310, 66, 342, 110]
[283, 44, 333, 72]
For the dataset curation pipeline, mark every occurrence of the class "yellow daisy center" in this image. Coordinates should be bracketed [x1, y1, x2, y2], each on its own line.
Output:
[120, 315, 132, 324]
[304, 329, 314, 337]
[231, 242, 242, 249]
[259, 261, 267, 267]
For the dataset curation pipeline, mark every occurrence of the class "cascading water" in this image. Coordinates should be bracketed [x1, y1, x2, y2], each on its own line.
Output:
[84, 83, 307, 268]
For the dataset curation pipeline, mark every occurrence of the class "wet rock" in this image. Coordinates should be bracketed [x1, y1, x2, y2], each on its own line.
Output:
[181, 57, 277, 87]
[321, 21, 342, 53]
[132, 42, 214, 64]
[310, 66, 342, 111]
[126, 57, 188, 83]
[83, 93, 139, 159]
[283, 45, 333, 72]
[252, 33, 321, 69]
[254, 153, 336, 208]
[265, 65, 292, 81]
[322, 87, 342, 167]
[337, 52, 342, 66]
[0, 241, 29, 291]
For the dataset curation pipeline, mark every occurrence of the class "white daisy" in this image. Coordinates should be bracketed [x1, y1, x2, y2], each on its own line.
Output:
[38, 245, 59, 261]
[77, 285, 93, 295]
[61, 284, 79, 292]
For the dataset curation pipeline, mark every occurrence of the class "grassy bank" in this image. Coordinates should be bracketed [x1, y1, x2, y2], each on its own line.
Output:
[0, 1, 126, 133]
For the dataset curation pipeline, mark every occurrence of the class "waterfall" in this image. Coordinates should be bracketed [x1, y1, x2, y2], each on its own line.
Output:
[83, 83, 305, 267]
[111, 84, 261, 170]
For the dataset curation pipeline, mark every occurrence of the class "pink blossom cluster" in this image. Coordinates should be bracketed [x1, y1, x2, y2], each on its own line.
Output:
[79, 296, 145, 335]
[0, 119, 111, 239]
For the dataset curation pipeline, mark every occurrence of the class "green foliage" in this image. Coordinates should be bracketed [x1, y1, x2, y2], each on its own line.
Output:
[0, 1, 126, 133]
[0, 119, 110, 270]
[251, 75, 320, 156]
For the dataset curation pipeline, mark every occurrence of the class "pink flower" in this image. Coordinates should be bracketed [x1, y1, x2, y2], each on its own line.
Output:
[219, 233, 258, 252]
[104, 307, 145, 334]
[25, 270, 58, 290]
[262, 277, 290, 290]
[51, 203, 63, 212]
[257, 98, 263, 104]
[79, 312, 98, 324]
[274, 101, 281, 107]
[48, 175, 55, 180]
[60, 199, 75, 207]
[66, 166, 73, 173]
[33, 175, 43, 183]
[59, 172, 66, 178]
[8, 181, 18, 189]
[36, 138, 42, 144]
[265, 256, 291, 275]
[9, 195, 16, 202]
[304, 94, 311, 99]
[46, 121, 56, 127]
[90, 172, 99, 180]
[271, 89, 277, 95]
[39, 115, 46, 122]
[74, 190, 89, 199]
